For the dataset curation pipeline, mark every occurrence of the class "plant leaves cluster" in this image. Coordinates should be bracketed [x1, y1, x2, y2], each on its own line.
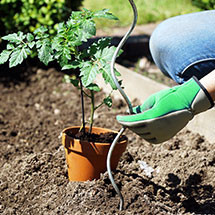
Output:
[0, 9, 121, 89]
[0, 8, 123, 130]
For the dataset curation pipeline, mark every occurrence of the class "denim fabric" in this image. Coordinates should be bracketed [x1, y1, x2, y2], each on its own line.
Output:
[149, 10, 215, 84]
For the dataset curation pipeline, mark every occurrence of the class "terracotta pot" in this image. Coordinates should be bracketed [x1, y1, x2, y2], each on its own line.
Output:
[62, 126, 128, 181]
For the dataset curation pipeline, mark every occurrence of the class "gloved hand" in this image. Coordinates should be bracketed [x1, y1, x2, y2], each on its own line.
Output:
[117, 77, 214, 144]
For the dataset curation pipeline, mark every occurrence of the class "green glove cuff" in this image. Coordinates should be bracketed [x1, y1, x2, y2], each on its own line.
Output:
[192, 76, 214, 109]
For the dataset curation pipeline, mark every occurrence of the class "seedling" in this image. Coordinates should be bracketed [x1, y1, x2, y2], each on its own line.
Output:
[0, 8, 122, 133]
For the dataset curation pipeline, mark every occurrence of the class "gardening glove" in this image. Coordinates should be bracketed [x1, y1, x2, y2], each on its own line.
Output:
[117, 77, 214, 144]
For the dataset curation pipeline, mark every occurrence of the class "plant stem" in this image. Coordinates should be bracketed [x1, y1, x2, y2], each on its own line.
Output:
[89, 90, 95, 133]
[80, 79, 86, 134]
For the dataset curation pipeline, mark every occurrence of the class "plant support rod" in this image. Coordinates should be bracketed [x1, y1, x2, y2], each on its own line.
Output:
[110, 0, 138, 114]
[106, 127, 126, 210]
[107, 0, 138, 211]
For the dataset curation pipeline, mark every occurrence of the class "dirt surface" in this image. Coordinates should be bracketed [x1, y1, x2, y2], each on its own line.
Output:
[1, 66, 215, 215]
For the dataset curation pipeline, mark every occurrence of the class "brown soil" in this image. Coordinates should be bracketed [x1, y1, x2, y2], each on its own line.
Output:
[1, 66, 215, 215]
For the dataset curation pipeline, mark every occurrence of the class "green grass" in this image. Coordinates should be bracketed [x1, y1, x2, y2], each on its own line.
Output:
[82, 0, 200, 28]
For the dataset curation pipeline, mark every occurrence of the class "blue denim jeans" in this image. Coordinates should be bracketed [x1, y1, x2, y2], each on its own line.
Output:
[149, 10, 215, 84]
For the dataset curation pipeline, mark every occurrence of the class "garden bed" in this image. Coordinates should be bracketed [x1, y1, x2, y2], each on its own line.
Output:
[1, 67, 215, 214]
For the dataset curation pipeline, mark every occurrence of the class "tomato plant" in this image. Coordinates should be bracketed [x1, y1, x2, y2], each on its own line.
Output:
[0, 8, 122, 132]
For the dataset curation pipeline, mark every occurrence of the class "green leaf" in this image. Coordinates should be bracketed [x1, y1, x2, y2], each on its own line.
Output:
[70, 79, 79, 87]
[2, 33, 19, 42]
[34, 26, 48, 34]
[101, 64, 119, 90]
[97, 45, 123, 64]
[0, 50, 12, 64]
[51, 36, 64, 50]
[9, 47, 28, 67]
[80, 62, 99, 87]
[69, 11, 83, 22]
[87, 38, 111, 56]
[27, 33, 34, 42]
[87, 83, 100, 92]
[82, 19, 96, 38]
[93, 9, 118, 20]
[37, 40, 53, 65]
[57, 22, 66, 34]
[62, 61, 82, 70]
[36, 40, 43, 49]
[6, 44, 15, 50]
[55, 46, 72, 66]
[28, 41, 35, 49]
[2, 32, 25, 43]
[34, 26, 49, 40]
[35, 34, 49, 40]
[97, 37, 112, 49]
[96, 46, 116, 62]
[75, 28, 89, 43]
[103, 96, 112, 107]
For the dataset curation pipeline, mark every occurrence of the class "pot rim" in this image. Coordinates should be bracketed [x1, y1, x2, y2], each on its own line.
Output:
[62, 126, 128, 146]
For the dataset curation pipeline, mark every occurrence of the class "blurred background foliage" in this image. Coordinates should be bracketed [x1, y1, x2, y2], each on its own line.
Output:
[82, 0, 203, 28]
[0, 0, 84, 36]
[0, 0, 214, 37]
[191, 0, 215, 9]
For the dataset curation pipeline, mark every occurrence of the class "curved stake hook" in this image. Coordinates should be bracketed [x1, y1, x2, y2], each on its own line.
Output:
[110, 0, 138, 114]
[107, 0, 138, 211]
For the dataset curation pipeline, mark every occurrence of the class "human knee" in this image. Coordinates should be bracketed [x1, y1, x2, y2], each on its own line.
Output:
[149, 18, 176, 58]
[149, 19, 175, 76]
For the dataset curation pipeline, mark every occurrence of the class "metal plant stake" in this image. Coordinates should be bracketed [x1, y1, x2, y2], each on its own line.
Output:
[107, 0, 138, 211]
